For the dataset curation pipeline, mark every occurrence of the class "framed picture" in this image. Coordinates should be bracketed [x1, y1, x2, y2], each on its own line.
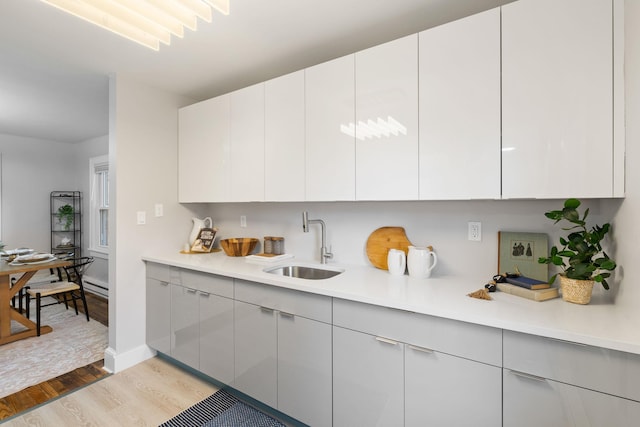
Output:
[498, 231, 549, 281]
[190, 227, 217, 253]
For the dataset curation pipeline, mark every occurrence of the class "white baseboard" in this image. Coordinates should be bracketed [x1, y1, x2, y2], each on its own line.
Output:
[103, 345, 156, 374]
[83, 275, 108, 298]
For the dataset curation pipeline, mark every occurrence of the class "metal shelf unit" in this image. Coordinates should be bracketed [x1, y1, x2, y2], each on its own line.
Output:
[50, 191, 82, 259]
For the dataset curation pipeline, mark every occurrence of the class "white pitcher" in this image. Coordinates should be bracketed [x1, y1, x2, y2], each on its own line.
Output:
[189, 217, 213, 245]
[387, 249, 406, 276]
[407, 246, 438, 279]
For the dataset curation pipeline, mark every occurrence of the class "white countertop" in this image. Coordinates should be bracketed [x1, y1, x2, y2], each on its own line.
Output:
[142, 250, 640, 355]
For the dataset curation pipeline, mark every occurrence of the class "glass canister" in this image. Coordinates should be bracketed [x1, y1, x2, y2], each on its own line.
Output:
[272, 237, 284, 255]
[264, 236, 274, 254]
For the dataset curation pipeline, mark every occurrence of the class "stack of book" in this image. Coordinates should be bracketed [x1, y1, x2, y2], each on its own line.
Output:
[496, 276, 559, 302]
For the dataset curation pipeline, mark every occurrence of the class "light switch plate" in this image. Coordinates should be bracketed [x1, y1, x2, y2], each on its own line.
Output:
[137, 211, 146, 225]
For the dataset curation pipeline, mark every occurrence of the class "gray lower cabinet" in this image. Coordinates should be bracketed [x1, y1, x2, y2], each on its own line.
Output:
[170, 284, 200, 366]
[333, 326, 404, 427]
[405, 344, 501, 427]
[503, 369, 640, 427]
[146, 276, 171, 353]
[233, 299, 278, 407]
[333, 299, 502, 427]
[145, 263, 234, 379]
[198, 289, 234, 384]
[234, 280, 332, 427]
[278, 311, 332, 427]
[503, 330, 640, 426]
[172, 270, 234, 377]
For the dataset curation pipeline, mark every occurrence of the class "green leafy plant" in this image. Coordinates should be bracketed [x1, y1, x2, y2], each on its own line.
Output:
[538, 198, 617, 289]
[57, 204, 74, 231]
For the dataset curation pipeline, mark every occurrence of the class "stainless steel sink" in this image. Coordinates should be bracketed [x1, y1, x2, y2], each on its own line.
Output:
[264, 264, 344, 280]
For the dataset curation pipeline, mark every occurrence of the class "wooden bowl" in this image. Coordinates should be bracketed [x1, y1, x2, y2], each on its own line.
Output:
[220, 238, 258, 257]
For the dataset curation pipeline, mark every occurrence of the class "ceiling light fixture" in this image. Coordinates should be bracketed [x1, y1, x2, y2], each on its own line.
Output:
[40, 0, 230, 51]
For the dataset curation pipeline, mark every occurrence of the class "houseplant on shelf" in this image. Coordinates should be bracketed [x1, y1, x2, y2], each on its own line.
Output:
[538, 198, 617, 304]
[57, 204, 74, 231]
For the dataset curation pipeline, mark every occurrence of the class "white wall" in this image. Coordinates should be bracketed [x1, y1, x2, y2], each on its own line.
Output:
[105, 73, 202, 372]
[0, 134, 77, 250]
[203, 198, 621, 293]
[73, 134, 109, 290]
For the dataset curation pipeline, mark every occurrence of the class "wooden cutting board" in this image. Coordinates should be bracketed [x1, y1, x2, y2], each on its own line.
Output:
[366, 227, 413, 270]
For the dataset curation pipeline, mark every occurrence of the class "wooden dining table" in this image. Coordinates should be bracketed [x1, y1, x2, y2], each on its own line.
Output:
[0, 256, 71, 345]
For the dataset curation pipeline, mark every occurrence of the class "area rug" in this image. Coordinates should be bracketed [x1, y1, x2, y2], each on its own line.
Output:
[0, 297, 108, 397]
[160, 389, 286, 427]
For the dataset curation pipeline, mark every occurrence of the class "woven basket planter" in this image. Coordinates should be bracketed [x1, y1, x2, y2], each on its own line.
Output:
[559, 275, 594, 305]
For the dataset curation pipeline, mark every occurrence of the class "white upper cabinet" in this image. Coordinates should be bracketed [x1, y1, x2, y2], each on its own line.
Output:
[355, 35, 419, 201]
[179, 0, 624, 203]
[178, 95, 230, 202]
[305, 55, 356, 201]
[502, 0, 616, 199]
[419, 8, 501, 200]
[230, 83, 265, 202]
[265, 71, 305, 201]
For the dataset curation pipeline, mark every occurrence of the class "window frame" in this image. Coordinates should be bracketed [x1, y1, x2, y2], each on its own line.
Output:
[89, 155, 109, 256]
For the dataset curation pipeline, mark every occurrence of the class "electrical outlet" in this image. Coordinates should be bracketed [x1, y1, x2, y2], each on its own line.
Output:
[468, 221, 481, 241]
[240, 215, 247, 228]
[154, 203, 163, 217]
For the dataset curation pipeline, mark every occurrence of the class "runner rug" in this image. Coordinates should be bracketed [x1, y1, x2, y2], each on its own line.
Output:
[0, 297, 108, 397]
[160, 389, 286, 427]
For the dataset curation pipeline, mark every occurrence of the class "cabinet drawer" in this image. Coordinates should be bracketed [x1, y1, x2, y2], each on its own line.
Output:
[235, 280, 331, 323]
[333, 299, 501, 366]
[504, 330, 640, 402]
[146, 262, 170, 282]
[504, 368, 640, 427]
[181, 269, 233, 298]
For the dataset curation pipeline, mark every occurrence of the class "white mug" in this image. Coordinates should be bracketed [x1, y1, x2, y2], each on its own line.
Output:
[387, 249, 406, 276]
[407, 246, 438, 279]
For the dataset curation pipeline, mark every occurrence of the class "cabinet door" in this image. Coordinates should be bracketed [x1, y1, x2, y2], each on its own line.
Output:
[145, 278, 170, 353]
[333, 326, 404, 427]
[199, 291, 234, 385]
[230, 83, 265, 202]
[305, 55, 355, 201]
[502, 0, 613, 198]
[355, 34, 418, 200]
[504, 369, 640, 427]
[419, 8, 500, 200]
[178, 95, 230, 202]
[405, 345, 501, 427]
[265, 71, 305, 201]
[278, 313, 332, 427]
[233, 300, 277, 407]
[170, 284, 200, 368]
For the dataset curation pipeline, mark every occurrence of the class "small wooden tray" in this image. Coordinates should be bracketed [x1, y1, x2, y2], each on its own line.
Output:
[180, 248, 222, 254]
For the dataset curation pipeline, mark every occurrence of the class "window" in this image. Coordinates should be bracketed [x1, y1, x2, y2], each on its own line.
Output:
[90, 155, 109, 253]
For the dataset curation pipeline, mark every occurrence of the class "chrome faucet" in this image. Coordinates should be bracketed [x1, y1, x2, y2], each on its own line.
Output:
[302, 211, 333, 264]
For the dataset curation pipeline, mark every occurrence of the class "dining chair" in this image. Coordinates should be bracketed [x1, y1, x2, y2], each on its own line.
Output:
[25, 257, 94, 336]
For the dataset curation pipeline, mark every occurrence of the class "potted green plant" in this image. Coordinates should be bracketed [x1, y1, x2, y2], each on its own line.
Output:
[57, 204, 74, 231]
[538, 198, 617, 304]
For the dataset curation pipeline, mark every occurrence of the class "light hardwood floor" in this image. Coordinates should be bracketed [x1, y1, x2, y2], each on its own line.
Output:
[3, 357, 219, 426]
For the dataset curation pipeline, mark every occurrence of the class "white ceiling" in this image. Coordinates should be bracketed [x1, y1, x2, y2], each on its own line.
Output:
[0, 0, 514, 143]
